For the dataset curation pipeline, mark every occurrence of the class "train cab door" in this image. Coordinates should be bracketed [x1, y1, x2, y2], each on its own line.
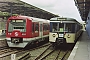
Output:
[58, 23, 64, 38]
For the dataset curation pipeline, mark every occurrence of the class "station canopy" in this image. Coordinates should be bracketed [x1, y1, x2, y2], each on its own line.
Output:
[0, 0, 59, 20]
[74, 0, 90, 21]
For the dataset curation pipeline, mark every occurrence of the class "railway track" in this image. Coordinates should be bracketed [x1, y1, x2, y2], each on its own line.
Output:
[27, 43, 71, 60]
[0, 43, 71, 60]
[35, 49, 70, 60]
[0, 43, 51, 60]
[0, 47, 28, 60]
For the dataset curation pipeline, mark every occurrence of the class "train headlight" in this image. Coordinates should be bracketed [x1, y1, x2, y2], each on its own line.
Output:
[52, 34, 56, 37]
[67, 34, 71, 38]
[8, 33, 11, 35]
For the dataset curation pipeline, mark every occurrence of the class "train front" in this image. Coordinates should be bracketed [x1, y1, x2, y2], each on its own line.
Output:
[49, 21, 76, 46]
[6, 16, 28, 48]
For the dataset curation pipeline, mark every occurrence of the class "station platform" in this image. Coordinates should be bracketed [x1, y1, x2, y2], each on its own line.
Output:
[68, 31, 90, 60]
[0, 35, 6, 40]
[0, 35, 7, 47]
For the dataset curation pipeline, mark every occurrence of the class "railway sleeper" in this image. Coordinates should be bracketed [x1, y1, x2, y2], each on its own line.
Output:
[17, 52, 30, 60]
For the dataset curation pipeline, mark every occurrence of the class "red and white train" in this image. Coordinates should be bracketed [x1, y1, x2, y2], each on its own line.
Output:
[6, 15, 50, 48]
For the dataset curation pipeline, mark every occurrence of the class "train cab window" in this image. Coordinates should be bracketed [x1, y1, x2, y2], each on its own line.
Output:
[65, 23, 75, 33]
[8, 20, 26, 32]
[51, 23, 58, 32]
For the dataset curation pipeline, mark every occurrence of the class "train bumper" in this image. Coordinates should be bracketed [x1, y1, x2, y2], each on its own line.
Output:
[6, 38, 29, 48]
[56, 38, 66, 45]
[7, 42, 28, 48]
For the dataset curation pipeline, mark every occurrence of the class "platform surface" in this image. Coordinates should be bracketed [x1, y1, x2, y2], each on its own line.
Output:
[0, 35, 6, 40]
[68, 31, 90, 60]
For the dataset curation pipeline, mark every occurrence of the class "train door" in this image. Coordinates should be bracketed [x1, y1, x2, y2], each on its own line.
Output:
[58, 23, 64, 37]
[32, 22, 39, 37]
[40, 23, 43, 38]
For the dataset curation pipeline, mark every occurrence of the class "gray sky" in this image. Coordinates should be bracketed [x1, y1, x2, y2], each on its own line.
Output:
[21, 0, 82, 22]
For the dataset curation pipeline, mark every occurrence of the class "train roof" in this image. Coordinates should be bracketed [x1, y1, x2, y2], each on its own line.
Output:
[8, 15, 50, 23]
[50, 17, 82, 24]
[50, 17, 76, 21]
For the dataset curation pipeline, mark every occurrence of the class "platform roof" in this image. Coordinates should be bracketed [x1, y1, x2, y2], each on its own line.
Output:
[0, 0, 59, 20]
[74, 0, 90, 21]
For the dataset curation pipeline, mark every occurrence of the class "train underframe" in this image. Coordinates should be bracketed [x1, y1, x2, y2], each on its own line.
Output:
[50, 37, 75, 47]
[6, 36, 49, 48]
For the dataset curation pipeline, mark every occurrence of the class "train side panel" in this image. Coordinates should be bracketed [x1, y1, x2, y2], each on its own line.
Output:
[49, 33, 58, 42]
[64, 33, 75, 43]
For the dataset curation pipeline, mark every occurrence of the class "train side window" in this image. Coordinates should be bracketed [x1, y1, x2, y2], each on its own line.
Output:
[35, 23, 39, 33]
[76, 24, 81, 32]
[32, 23, 34, 33]
[47, 24, 49, 30]
[52, 23, 58, 32]
[43, 23, 46, 31]
[45, 24, 49, 30]
[71, 24, 75, 33]
[43, 23, 49, 31]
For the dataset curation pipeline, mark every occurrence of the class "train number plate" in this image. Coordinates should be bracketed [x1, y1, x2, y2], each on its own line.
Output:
[59, 34, 64, 37]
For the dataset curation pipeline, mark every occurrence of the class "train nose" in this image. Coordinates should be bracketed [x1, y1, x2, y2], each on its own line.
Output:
[11, 37, 23, 43]
[11, 30, 22, 37]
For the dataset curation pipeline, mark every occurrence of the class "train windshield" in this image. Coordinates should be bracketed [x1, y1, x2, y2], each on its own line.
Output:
[65, 23, 75, 33]
[51, 23, 58, 32]
[51, 22, 75, 33]
[8, 19, 26, 32]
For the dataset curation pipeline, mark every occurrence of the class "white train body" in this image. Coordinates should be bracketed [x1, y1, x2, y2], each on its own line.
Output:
[49, 17, 83, 46]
